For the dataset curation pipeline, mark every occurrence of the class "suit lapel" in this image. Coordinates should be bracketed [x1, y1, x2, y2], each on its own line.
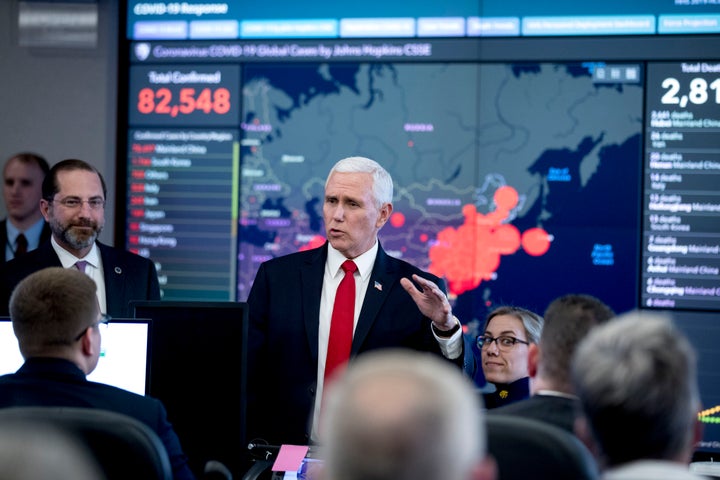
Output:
[98, 243, 124, 315]
[302, 244, 328, 361]
[37, 242, 63, 266]
[351, 245, 396, 353]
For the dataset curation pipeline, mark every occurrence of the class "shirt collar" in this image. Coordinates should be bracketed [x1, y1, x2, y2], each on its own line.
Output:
[327, 240, 378, 281]
[6, 221, 21, 242]
[51, 236, 100, 269]
[6, 218, 46, 251]
[6, 218, 44, 242]
[23, 218, 46, 243]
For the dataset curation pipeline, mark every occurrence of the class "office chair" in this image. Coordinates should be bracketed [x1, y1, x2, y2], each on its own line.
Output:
[486, 414, 600, 480]
[0, 406, 173, 480]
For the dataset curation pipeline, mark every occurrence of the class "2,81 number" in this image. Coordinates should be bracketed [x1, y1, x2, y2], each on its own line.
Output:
[661, 77, 720, 107]
[137, 87, 231, 117]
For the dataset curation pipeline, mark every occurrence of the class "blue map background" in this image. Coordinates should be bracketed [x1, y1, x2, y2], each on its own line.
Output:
[237, 61, 643, 334]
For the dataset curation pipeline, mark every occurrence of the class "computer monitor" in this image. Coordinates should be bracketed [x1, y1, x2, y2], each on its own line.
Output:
[130, 301, 248, 478]
[0, 317, 151, 396]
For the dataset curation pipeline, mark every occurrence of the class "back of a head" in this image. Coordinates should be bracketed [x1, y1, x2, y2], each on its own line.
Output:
[538, 294, 615, 391]
[571, 311, 699, 467]
[10, 267, 97, 358]
[321, 350, 486, 480]
[0, 423, 104, 480]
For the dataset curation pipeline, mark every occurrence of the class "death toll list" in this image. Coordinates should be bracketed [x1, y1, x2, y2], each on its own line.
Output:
[126, 129, 239, 301]
[642, 62, 720, 310]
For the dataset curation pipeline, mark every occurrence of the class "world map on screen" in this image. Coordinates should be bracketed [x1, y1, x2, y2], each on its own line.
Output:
[237, 61, 642, 325]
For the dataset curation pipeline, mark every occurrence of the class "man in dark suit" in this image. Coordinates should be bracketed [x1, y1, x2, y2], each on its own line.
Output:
[1, 152, 51, 264]
[491, 294, 614, 433]
[0, 267, 195, 480]
[0, 159, 159, 317]
[247, 156, 464, 445]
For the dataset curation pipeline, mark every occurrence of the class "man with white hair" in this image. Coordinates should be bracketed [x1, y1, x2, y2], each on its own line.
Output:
[321, 349, 496, 480]
[247, 156, 464, 445]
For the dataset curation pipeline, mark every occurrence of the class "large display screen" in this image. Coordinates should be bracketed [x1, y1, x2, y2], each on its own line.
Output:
[120, 0, 720, 462]
[642, 62, 720, 311]
[124, 45, 649, 320]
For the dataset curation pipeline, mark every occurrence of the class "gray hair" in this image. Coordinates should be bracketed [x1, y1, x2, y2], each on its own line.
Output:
[485, 306, 543, 344]
[321, 350, 485, 480]
[326, 156, 393, 208]
[571, 311, 699, 466]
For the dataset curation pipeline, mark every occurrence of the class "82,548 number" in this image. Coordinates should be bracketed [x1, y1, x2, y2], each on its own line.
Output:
[137, 87, 231, 117]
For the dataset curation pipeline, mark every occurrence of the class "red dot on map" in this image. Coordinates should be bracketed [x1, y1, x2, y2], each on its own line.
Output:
[494, 186, 519, 210]
[522, 228, 551, 256]
[390, 212, 405, 228]
[299, 234, 326, 252]
[420, 233, 428, 242]
[493, 224, 521, 254]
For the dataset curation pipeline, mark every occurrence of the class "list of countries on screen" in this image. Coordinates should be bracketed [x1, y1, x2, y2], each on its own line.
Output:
[126, 129, 239, 301]
[642, 61, 720, 310]
[126, 63, 242, 301]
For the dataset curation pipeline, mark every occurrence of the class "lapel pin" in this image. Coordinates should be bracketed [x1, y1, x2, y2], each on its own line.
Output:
[374, 281, 382, 291]
[115, 267, 122, 274]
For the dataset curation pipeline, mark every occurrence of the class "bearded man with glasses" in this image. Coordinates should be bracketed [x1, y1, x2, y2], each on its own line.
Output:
[0, 159, 159, 317]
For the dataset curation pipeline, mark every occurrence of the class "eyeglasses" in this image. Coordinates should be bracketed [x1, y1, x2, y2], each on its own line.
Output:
[74, 313, 111, 341]
[477, 334, 529, 351]
[50, 197, 106, 210]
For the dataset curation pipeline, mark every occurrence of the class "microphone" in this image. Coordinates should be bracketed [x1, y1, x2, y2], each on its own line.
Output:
[247, 441, 281, 460]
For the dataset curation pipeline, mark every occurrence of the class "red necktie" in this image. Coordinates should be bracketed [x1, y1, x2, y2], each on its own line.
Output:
[15, 233, 27, 257]
[324, 260, 357, 383]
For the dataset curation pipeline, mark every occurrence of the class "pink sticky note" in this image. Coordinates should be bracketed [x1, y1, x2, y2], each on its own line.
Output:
[272, 444, 309, 472]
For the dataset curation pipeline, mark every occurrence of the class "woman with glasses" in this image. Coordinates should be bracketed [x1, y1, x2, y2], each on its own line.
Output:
[478, 306, 543, 409]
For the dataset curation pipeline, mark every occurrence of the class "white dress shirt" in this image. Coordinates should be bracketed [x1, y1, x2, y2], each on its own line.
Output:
[310, 241, 462, 439]
[51, 237, 107, 313]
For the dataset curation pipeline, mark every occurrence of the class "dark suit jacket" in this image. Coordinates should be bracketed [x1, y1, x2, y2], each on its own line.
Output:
[0, 357, 195, 480]
[0, 241, 160, 317]
[483, 376, 531, 410]
[490, 393, 581, 434]
[0, 219, 52, 266]
[246, 242, 462, 445]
